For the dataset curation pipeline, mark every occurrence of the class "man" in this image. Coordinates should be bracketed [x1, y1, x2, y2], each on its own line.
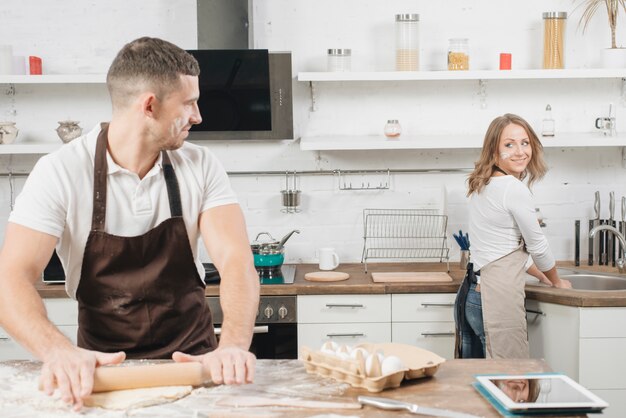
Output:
[0, 37, 260, 409]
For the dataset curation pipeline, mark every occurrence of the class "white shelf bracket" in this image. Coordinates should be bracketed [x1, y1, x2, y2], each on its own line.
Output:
[478, 79, 488, 109]
[621, 78, 626, 107]
[622, 147, 626, 169]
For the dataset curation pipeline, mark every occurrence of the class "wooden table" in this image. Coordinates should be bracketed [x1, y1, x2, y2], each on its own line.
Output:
[0, 358, 587, 417]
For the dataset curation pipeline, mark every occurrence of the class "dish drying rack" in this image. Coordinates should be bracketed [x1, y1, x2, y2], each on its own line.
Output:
[361, 209, 450, 272]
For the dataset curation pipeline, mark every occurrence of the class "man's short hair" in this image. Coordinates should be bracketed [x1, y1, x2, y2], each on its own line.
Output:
[106, 37, 200, 108]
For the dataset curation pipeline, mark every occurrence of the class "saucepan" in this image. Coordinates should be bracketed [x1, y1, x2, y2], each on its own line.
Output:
[250, 230, 300, 268]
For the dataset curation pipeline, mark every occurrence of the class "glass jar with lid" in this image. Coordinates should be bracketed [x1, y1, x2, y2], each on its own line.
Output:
[448, 38, 469, 70]
[395, 13, 420, 71]
[542, 12, 567, 69]
[384, 120, 402, 138]
[327, 49, 352, 72]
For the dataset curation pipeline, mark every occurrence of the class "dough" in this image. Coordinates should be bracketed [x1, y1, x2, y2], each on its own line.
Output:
[84, 385, 192, 410]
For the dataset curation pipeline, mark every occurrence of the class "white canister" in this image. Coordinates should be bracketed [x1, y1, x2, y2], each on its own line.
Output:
[327, 49, 351, 72]
[318, 247, 340, 271]
[0, 45, 13, 75]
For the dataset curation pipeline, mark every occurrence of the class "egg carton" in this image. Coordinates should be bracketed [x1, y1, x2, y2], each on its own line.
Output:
[300, 342, 445, 392]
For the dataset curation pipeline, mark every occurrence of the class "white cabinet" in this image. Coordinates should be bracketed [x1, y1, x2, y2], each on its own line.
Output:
[0, 299, 78, 361]
[391, 293, 456, 359]
[526, 300, 626, 418]
[297, 294, 391, 349]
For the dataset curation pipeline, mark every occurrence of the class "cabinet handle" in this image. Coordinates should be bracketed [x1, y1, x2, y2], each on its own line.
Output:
[326, 333, 365, 338]
[325, 304, 364, 309]
[420, 332, 455, 337]
[0, 337, 10, 341]
[421, 303, 454, 308]
[525, 309, 545, 317]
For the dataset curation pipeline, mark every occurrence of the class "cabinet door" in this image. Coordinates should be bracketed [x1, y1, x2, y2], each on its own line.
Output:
[392, 322, 454, 359]
[297, 295, 391, 324]
[298, 323, 391, 350]
[0, 328, 34, 361]
[392, 294, 455, 322]
[589, 389, 626, 418]
[579, 338, 626, 389]
[525, 300, 580, 381]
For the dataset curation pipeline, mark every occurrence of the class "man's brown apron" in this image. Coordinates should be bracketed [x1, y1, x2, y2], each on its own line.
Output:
[75, 124, 218, 359]
[480, 244, 529, 359]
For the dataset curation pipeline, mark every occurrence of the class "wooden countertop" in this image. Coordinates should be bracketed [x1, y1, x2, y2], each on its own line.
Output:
[35, 261, 626, 307]
[0, 358, 586, 417]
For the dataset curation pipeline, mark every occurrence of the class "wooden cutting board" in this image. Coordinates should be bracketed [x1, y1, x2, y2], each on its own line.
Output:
[371, 272, 453, 283]
[304, 271, 350, 282]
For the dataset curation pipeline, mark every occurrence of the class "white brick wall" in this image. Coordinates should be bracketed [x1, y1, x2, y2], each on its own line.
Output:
[0, 0, 625, 267]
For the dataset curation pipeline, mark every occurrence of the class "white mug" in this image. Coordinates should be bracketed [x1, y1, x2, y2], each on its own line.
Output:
[318, 247, 339, 271]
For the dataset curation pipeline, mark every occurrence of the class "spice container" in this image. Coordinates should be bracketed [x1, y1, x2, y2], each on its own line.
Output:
[384, 120, 402, 138]
[448, 38, 469, 70]
[395, 13, 419, 71]
[541, 104, 555, 137]
[543, 12, 567, 69]
[327, 49, 351, 72]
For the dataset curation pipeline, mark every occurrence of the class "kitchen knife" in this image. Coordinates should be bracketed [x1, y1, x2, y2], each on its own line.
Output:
[358, 396, 482, 418]
[575, 220, 580, 266]
[621, 197, 626, 259]
[610, 191, 616, 266]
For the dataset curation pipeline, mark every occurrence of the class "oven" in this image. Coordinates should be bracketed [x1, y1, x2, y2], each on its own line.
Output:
[206, 295, 298, 359]
[204, 263, 298, 360]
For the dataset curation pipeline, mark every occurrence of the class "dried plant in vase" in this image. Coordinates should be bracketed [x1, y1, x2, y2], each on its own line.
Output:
[576, 0, 626, 66]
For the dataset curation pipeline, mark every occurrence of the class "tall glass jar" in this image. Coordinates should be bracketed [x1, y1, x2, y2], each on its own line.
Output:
[395, 13, 419, 71]
[448, 38, 469, 70]
[327, 49, 352, 72]
[542, 12, 567, 69]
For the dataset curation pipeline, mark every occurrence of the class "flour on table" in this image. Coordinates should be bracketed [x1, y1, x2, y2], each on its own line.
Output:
[84, 386, 192, 410]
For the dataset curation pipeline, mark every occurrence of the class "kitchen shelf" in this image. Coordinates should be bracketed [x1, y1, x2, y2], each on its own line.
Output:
[0, 74, 106, 84]
[0, 143, 62, 154]
[300, 133, 626, 151]
[297, 69, 626, 82]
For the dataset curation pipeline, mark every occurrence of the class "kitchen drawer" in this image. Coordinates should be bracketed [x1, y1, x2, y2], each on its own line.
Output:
[0, 325, 78, 361]
[588, 389, 626, 418]
[298, 323, 391, 350]
[392, 294, 455, 322]
[580, 308, 626, 338]
[392, 322, 455, 359]
[43, 299, 78, 326]
[297, 295, 391, 324]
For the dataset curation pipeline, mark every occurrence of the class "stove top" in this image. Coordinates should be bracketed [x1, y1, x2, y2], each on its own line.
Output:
[203, 263, 296, 285]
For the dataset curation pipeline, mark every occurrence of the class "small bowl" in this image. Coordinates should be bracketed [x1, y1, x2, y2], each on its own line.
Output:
[56, 120, 82, 143]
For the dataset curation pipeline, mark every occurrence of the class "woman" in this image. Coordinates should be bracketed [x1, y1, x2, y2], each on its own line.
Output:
[454, 113, 571, 360]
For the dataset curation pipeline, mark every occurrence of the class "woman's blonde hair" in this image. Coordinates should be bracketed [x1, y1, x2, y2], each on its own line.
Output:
[467, 113, 547, 196]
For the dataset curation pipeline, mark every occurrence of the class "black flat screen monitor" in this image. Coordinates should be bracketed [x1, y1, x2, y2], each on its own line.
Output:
[187, 49, 271, 132]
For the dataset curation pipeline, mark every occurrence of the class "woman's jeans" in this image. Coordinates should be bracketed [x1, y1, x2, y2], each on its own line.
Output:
[456, 283, 486, 358]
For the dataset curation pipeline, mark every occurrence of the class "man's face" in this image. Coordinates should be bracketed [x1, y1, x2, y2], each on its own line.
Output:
[152, 75, 202, 150]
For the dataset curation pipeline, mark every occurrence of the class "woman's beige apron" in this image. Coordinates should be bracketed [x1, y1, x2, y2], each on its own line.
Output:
[480, 244, 529, 359]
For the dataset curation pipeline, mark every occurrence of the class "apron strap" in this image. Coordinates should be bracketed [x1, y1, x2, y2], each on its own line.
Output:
[161, 151, 183, 218]
[92, 123, 109, 232]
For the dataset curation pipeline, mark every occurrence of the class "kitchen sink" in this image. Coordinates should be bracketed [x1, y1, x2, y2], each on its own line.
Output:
[556, 269, 626, 291]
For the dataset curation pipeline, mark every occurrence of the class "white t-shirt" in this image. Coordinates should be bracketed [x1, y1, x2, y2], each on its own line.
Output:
[468, 175, 555, 272]
[9, 124, 238, 298]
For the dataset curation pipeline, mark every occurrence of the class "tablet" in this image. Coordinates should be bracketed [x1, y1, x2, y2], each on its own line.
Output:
[475, 373, 608, 412]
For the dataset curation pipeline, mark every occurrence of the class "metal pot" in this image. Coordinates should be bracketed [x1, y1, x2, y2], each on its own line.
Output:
[250, 230, 300, 268]
[251, 232, 285, 268]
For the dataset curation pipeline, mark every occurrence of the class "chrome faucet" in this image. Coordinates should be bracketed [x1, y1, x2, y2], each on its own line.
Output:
[590, 224, 626, 274]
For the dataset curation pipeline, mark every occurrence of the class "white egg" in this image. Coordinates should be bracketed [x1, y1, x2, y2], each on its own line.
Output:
[337, 344, 351, 354]
[365, 352, 384, 377]
[336, 352, 351, 360]
[381, 355, 407, 375]
[320, 347, 337, 356]
[321, 341, 339, 352]
[349, 347, 369, 360]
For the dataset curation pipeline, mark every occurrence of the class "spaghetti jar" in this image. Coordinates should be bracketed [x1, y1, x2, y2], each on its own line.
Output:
[395, 13, 419, 71]
[542, 12, 567, 69]
[327, 49, 351, 72]
[448, 38, 469, 70]
[384, 119, 402, 138]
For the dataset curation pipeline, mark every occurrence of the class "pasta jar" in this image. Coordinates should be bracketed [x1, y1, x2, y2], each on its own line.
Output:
[395, 13, 420, 71]
[542, 12, 567, 69]
[448, 38, 469, 70]
[384, 120, 402, 138]
[327, 49, 351, 72]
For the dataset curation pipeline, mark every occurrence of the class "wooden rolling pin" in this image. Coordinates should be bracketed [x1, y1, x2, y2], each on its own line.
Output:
[40, 362, 209, 393]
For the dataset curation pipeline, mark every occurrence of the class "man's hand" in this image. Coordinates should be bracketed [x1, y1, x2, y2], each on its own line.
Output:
[552, 278, 572, 289]
[172, 346, 256, 385]
[39, 346, 125, 410]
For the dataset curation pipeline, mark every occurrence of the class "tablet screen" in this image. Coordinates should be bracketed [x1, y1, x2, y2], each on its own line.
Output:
[476, 374, 608, 411]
